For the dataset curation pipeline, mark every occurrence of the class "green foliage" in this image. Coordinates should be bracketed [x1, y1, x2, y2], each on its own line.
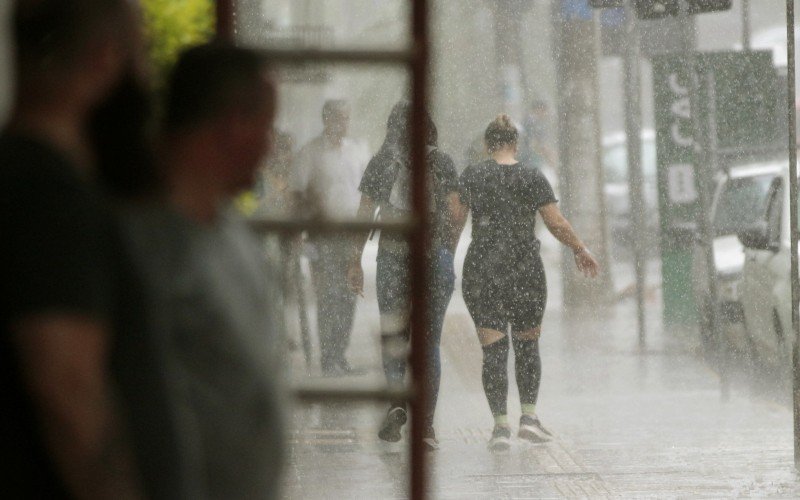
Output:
[141, 0, 215, 87]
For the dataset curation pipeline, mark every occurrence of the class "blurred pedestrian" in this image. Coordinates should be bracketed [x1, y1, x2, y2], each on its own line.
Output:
[465, 132, 490, 167]
[347, 101, 467, 450]
[290, 100, 369, 375]
[521, 99, 557, 170]
[119, 43, 286, 499]
[257, 129, 294, 217]
[255, 130, 309, 360]
[459, 114, 599, 451]
[0, 0, 162, 497]
[233, 130, 290, 218]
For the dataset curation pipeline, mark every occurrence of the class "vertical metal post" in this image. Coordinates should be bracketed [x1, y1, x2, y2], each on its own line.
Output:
[742, 0, 751, 50]
[216, 0, 235, 41]
[703, 69, 730, 401]
[785, 0, 800, 469]
[409, 0, 430, 498]
[623, 0, 647, 350]
[682, 1, 725, 400]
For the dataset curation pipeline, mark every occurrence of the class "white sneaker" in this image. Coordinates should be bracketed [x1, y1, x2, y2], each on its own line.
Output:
[422, 426, 439, 451]
[518, 414, 552, 443]
[488, 424, 511, 451]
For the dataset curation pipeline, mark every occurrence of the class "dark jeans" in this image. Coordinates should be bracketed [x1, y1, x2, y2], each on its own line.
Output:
[376, 246, 455, 427]
[310, 239, 357, 368]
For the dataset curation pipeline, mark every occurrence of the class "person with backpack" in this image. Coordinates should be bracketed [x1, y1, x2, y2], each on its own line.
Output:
[347, 101, 466, 450]
[460, 115, 599, 451]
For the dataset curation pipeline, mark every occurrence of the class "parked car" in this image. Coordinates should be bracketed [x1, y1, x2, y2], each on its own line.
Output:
[738, 163, 796, 367]
[692, 161, 783, 354]
[602, 129, 659, 256]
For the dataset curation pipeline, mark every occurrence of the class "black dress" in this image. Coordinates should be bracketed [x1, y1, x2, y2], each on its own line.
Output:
[460, 160, 558, 332]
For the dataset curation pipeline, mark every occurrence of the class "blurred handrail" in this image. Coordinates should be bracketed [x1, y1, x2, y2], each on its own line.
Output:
[256, 48, 414, 64]
[248, 217, 414, 235]
[292, 383, 411, 403]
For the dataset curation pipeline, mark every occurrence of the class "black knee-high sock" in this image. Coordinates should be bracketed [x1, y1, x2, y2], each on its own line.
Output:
[482, 337, 509, 417]
[512, 337, 541, 407]
[382, 330, 408, 410]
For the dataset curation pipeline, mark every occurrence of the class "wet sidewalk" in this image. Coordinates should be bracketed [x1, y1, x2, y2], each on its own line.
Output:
[283, 248, 800, 499]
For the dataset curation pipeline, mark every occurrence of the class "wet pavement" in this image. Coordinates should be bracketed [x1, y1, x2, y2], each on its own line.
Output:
[283, 241, 800, 499]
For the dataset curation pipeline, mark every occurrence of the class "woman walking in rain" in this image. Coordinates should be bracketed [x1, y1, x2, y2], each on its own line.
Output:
[347, 101, 465, 450]
[460, 115, 599, 451]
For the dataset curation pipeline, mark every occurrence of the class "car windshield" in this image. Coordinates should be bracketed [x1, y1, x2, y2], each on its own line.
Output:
[602, 139, 657, 184]
[713, 174, 776, 236]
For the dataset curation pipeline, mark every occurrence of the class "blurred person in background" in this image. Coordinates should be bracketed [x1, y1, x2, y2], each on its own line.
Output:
[465, 132, 490, 168]
[0, 1, 187, 498]
[257, 129, 294, 217]
[459, 115, 598, 452]
[119, 43, 285, 499]
[521, 99, 557, 170]
[347, 101, 467, 450]
[254, 130, 306, 357]
[290, 100, 369, 375]
[233, 131, 291, 218]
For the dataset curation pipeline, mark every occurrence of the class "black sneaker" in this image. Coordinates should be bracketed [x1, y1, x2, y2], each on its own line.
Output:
[378, 407, 407, 442]
[321, 357, 353, 377]
[320, 358, 340, 377]
[488, 424, 511, 451]
[422, 426, 439, 451]
[518, 414, 552, 443]
[335, 356, 353, 373]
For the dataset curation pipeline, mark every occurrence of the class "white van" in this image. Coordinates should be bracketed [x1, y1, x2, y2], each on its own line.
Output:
[692, 161, 784, 354]
[738, 162, 797, 367]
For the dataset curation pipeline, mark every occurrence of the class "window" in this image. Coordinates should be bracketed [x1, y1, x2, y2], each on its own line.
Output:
[713, 173, 776, 237]
[766, 178, 783, 244]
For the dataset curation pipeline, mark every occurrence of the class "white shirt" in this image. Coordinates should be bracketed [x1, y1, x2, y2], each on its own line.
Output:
[290, 135, 369, 220]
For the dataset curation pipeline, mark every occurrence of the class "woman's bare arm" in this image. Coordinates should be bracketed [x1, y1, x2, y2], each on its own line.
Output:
[446, 191, 468, 253]
[347, 194, 377, 296]
[539, 202, 584, 252]
[539, 202, 599, 278]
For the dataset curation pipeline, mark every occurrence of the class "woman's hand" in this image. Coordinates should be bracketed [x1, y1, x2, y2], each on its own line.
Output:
[346, 259, 365, 297]
[573, 248, 600, 278]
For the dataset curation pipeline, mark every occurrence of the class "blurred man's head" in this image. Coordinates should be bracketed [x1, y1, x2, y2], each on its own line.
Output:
[321, 100, 349, 144]
[264, 129, 293, 179]
[13, 0, 140, 111]
[164, 43, 276, 195]
[530, 99, 548, 117]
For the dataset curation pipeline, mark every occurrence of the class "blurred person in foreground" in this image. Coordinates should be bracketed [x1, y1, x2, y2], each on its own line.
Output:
[347, 101, 467, 450]
[119, 43, 285, 499]
[459, 115, 599, 452]
[291, 100, 369, 375]
[0, 0, 184, 498]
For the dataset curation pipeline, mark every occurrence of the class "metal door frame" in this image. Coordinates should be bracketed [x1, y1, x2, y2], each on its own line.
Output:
[215, 1, 432, 496]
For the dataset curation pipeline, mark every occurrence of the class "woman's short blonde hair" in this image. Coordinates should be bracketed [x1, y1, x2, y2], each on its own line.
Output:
[484, 114, 518, 152]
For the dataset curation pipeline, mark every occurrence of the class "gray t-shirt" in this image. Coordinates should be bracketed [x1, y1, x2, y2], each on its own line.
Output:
[121, 204, 286, 500]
